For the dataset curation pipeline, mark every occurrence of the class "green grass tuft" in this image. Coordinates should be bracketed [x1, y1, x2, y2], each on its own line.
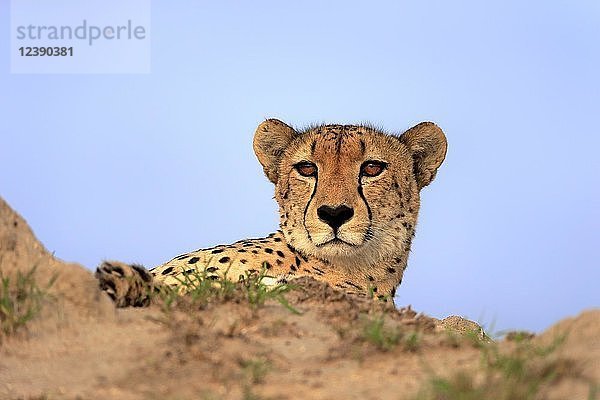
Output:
[241, 264, 300, 315]
[0, 266, 54, 341]
[362, 315, 401, 351]
[240, 357, 272, 400]
[361, 314, 421, 352]
[156, 263, 300, 315]
[240, 357, 271, 384]
[404, 331, 421, 352]
[415, 334, 574, 400]
[157, 264, 237, 311]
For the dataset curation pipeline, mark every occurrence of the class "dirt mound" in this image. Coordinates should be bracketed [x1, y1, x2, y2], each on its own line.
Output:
[0, 197, 109, 315]
[0, 198, 167, 399]
[0, 197, 598, 400]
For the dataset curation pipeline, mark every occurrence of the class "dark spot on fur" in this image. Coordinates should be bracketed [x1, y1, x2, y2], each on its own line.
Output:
[208, 275, 219, 280]
[367, 275, 374, 281]
[387, 267, 396, 273]
[265, 248, 273, 254]
[206, 266, 218, 273]
[161, 267, 174, 275]
[276, 259, 283, 266]
[290, 264, 297, 271]
[295, 257, 301, 267]
[276, 250, 285, 258]
[219, 256, 230, 263]
[345, 281, 363, 290]
[184, 269, 195, 275]
[130, 265, 152, 284]
[238, 249, 247, 253]
[240, 259, 247, 264]
[211, 249, 223, 254]
[188, 257, 200, 264]
[252, 250, 258, 254]
[264, 262, 272, 269]
[274, 237, 282, 242]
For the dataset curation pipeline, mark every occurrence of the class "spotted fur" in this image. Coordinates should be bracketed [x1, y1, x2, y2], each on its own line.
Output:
[96, 119, 447, 306]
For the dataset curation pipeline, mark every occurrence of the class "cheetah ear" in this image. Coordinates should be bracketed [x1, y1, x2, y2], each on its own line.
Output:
[253, 119, 296, 184]
[399, 122, 447, 190]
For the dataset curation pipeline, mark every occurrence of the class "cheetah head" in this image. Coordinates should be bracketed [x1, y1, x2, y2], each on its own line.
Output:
[253, 119, 447, 269]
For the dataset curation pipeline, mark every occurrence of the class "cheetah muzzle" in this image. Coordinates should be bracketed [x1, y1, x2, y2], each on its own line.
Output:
[96, 119, 447, 307]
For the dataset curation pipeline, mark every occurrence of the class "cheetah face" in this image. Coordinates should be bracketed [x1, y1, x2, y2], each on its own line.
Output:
[254, 119, 446, 268]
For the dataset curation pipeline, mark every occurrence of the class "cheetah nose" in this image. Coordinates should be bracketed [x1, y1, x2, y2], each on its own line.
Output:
[317, 205, 354, 231]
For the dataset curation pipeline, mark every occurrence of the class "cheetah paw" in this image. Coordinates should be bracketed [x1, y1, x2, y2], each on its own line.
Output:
[95, 261, 154, 307]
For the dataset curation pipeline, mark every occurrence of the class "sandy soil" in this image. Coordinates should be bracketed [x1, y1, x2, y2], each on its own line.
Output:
[0, 196, 597, 400]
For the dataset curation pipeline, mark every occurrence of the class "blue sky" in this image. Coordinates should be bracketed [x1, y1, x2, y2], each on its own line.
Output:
[1, 1, 598, 332]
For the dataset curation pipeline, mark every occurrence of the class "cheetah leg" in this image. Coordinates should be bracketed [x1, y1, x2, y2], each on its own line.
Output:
[95, 261, 155, 307]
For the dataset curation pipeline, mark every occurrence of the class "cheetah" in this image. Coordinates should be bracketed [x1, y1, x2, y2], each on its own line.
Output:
[96, 119, 447, 306]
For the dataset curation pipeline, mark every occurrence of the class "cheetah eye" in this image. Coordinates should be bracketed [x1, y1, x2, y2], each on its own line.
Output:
[294, 161, 318, 177]
[361, 161, 387, 177]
